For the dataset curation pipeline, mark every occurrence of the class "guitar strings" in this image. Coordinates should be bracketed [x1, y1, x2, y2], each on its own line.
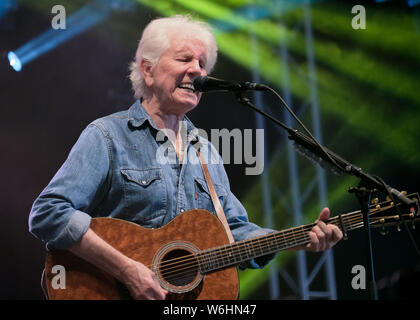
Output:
[153, 216, 325, 273]
[162, 223, 370, 283]
[155, 213, 362, 278]
[157, 213, 350, 271]
[152, 204, 407, 284]
[160, 213, 394, 283]
[154, 222, 316, 273]
[153, 213, 367, 281]
[156, 213, 369, 281]
[160, 219, 367, 285]
[159, 209, 395, 277]
[161, 221, 364, 283]
[159, 212, 397, 282]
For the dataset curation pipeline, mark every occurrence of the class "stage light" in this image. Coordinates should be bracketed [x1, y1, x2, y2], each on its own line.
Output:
[8, 0, 134, 72]
[8, 51, 21, 72]
[408, 0, 420, 7]
[0, 0, 17, 21]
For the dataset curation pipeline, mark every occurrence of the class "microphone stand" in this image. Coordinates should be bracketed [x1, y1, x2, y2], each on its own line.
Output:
[348, 184, 378, 300]
[234, 91, 417, 300]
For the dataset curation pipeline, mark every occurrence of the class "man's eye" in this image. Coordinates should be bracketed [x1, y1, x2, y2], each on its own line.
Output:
[199, 60, 207, 69]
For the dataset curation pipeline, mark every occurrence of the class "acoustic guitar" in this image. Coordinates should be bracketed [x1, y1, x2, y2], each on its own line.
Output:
[44, 193, 419, 300]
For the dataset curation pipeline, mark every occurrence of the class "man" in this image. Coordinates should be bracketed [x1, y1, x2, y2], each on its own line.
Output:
[29, 15, 342, 300]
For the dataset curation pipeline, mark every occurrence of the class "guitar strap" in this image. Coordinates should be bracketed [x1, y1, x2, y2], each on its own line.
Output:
[196, 149, 235, 244]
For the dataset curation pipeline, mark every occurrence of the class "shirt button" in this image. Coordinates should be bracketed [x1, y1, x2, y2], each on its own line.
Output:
[180, 209, 185, 213]
[141, 180, 147, 185]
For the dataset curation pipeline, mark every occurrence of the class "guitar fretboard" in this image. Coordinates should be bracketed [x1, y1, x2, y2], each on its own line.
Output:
[197, 210, 363, 274]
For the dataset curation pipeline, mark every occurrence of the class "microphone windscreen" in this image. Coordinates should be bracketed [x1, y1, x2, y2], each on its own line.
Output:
[193, 76, 207, 92]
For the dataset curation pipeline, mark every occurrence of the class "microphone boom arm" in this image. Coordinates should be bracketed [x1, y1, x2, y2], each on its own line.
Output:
[234, 92, 417, 209]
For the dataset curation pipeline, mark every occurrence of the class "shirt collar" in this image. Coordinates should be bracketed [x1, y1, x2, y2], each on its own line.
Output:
[127, 100, 200, 143]
[127, 100, 159, 130]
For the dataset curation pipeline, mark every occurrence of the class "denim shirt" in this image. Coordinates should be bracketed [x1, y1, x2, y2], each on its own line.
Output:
[29, 100, 275, 269]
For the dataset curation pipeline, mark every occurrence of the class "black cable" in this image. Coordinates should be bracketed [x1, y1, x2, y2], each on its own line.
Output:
[264, 85, 346, 175]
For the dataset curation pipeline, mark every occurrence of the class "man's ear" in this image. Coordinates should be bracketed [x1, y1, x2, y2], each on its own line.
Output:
[140, 59, 154, 87]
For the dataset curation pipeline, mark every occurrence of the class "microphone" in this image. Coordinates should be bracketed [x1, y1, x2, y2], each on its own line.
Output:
[389, 188, 417, 208]
[193, 76, 269, 93]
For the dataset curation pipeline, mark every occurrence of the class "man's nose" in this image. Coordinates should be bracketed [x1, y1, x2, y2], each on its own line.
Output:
[187, 60, 202, 75]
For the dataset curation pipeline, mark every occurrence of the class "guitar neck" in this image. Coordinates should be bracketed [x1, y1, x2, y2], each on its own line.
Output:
[198, 210, 363, 274]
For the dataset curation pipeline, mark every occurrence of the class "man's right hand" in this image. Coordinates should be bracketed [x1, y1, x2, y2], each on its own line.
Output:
[69, 228, 167, 300]
[121, 260, 168, 300]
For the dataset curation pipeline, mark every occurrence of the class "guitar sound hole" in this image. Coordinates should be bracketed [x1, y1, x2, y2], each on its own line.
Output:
[160, 249, 198, 287]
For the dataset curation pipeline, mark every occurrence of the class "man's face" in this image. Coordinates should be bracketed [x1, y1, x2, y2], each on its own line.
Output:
[146, 34, 208, 114]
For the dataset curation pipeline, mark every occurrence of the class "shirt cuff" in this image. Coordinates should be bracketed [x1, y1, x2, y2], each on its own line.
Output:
[46, 210, 91, 250]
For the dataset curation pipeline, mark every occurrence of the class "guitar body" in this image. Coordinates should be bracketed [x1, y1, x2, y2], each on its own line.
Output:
[44, 209, 239, 300]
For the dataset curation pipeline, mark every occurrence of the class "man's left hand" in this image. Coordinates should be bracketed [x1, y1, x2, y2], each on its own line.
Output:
[305, 207, 343, 252]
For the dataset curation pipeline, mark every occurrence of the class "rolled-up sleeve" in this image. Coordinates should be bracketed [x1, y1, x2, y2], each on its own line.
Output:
[28, 124, 110, 250]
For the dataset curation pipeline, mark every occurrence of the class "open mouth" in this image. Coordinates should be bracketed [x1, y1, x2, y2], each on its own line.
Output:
[178, 83, 196, 93]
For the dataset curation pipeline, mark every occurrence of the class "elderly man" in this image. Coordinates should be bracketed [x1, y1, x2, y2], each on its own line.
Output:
[29, 15, 342, 300]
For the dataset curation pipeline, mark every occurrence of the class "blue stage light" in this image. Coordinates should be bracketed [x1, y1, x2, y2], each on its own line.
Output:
[408, 0, 420, 7]
[7, 0, 134, 72]
[8, 51, 21, 72]
[0, 0, 17, 22]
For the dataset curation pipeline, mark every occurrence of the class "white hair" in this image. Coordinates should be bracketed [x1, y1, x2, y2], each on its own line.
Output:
[129, 15, 218, 100]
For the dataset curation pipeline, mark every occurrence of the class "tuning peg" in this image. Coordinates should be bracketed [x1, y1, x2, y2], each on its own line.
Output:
[397, 221, 402, 232]
[371, 197, 379, 205]
[379, 218, 389, 236]
[409, 212, 416, 230]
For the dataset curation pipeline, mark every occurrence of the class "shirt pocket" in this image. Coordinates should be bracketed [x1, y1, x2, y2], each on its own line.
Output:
[120, 168, 166, 227]
[194, 176, 227, 214]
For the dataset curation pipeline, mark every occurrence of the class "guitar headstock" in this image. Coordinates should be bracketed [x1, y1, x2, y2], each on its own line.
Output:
[368, 192, 420, 234]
